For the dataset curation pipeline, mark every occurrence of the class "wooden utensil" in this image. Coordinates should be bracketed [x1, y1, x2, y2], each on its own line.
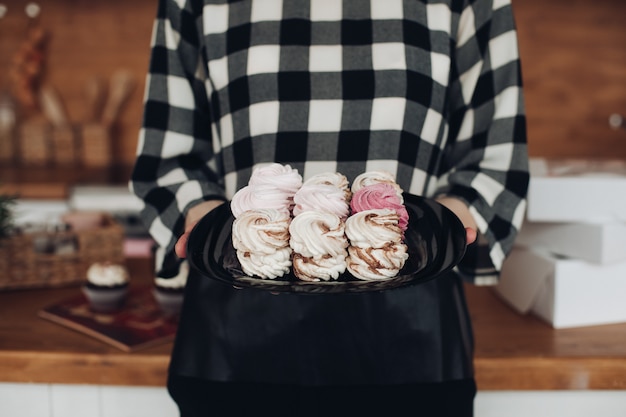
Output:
[101, 70, 135, 127]
[39, 85, 69, 127]
[83, 76, 106, 123]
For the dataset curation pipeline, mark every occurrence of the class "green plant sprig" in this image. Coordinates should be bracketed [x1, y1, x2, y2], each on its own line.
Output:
[0, 193, 17, 238]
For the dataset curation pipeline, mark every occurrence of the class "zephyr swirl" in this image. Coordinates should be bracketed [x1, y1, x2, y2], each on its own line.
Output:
[350, 183, 409, 231]
[87, 262, 129, 287]
[237, 247, 292, 279]
[303, 172, 352, 201]
[289, 211, 348, 258]
[292, 253, 347, 282]
[232, 208, 291, 255]
[347, 243, 409, 281]
[230, 184, 294, 218]
[344, 209, 403, 249]
[248, 163, 303, 196]
[351, 170, 404, 203]
[292, 184, 350, 219]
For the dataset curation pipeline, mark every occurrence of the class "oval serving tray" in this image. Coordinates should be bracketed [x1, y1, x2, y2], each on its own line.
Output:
[187, 193, 466, 294]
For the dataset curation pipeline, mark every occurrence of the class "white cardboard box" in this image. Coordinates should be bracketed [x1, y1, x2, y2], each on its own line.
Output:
[13, 199, 69, 225]
[516, 220, 626, 264]
[495, 247, 626, 329]
[526, 158, 626, 222]
[68, 185, 144, 213]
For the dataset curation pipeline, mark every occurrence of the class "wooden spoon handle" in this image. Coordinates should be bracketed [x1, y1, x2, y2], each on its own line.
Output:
[101, 70, 135, 127]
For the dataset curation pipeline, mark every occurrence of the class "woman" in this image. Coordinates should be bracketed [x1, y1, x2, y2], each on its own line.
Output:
[131, 1, 529, 415]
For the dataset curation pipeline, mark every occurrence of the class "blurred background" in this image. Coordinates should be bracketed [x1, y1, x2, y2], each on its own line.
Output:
[0, 2, 625, 416]
[0, 0, 624, 198]
[0, 0, 155, 196]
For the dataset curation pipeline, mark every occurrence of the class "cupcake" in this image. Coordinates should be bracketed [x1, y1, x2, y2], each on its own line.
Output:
[82, 262, 130, 313]
[153, 261, 188, 316]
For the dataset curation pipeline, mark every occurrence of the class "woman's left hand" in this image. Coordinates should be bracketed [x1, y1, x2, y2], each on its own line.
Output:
[175, 200, 226, 258]
[435, 196, 478, 245]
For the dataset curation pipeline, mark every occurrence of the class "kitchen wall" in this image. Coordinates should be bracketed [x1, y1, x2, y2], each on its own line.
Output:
[515, 0, 626, 158]
[0, 0, 625, 173]
[0, 0, 155, 168]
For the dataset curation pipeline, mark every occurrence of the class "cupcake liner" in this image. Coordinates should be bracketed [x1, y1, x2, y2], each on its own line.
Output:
[82, 284, 128, 313]
[153, 287, 184, 316]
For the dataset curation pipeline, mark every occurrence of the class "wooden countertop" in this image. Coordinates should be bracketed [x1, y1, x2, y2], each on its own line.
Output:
[1, 257, 625, 390]
[467, 284, 626, 390]
[0, 258, 171, 387]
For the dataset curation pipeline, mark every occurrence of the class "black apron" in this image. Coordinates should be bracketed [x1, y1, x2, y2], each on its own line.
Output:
[168, 269, 474, 386]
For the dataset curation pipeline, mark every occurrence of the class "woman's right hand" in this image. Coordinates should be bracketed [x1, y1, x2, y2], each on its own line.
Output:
[175, 200, 225, 258]
[435, 196, 478, 245]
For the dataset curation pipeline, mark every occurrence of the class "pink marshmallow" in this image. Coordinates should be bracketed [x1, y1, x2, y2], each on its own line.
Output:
[350, 183, 409, 231]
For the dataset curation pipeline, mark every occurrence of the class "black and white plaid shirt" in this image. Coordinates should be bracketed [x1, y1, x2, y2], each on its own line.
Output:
[131, 0, 529, 285]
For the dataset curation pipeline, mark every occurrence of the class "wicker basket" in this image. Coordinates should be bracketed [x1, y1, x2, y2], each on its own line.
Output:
[0, 215, 125, 291]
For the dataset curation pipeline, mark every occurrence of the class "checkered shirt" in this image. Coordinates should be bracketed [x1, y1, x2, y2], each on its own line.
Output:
[131, 0, 529, 285]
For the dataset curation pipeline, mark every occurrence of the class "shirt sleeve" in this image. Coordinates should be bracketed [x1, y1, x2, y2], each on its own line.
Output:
[437, 0, 529, 285]
[130, 0, 226, 277]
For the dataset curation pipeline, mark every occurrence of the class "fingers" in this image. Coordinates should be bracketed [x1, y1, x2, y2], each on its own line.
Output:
[176, 200, 225, 259]
[465, 227, 477, 245]
[435, 197, 479, 239]
[175, 232, 189, 259]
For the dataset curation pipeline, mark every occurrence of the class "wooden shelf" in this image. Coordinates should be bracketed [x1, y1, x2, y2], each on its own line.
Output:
[0, 257, 625, 389]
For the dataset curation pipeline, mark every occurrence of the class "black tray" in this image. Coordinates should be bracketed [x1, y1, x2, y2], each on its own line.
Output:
[187, 193, 466, 294]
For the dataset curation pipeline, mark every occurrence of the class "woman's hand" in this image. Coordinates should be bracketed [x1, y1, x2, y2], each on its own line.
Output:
[435, 196, 478, 245]
[175, 200, 226, 258]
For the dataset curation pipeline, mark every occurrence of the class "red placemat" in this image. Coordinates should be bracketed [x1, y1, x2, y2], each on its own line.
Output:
[39, 286, 178, 352]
